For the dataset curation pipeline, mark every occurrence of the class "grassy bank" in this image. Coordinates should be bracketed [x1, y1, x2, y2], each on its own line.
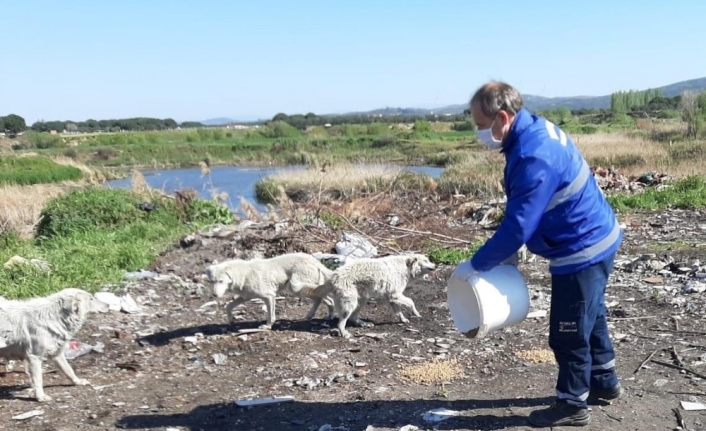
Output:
[18, 122, 478, 169]
[0, 155, 83, 185]
[0, 185, 235, 299]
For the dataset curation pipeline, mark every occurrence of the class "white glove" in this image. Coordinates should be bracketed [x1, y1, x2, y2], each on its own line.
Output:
[452, 259, 480, 283]
[500, 252, 519, 267]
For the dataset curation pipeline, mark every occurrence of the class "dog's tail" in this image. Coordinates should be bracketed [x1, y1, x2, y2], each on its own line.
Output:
[316, 265, 334, 283]
[290, 277, 329, 298]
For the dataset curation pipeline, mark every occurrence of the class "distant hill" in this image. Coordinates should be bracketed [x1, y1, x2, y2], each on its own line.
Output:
[336, 76, 706, 117]
[200, 117, 236, 126]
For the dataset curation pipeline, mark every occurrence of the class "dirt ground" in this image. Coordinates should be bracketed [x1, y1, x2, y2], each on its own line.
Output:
[2, 204, 706, 431]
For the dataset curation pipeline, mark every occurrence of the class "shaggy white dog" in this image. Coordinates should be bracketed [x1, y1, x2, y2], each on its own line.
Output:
[204, 252, 336, 329]
[0, 288, 110, 402]
[292, 253, 436, 338]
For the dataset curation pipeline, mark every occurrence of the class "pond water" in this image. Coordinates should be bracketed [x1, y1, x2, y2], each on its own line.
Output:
[105, 164, 445, 215]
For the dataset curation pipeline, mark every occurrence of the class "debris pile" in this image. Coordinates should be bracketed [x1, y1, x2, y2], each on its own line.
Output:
[453, 198, 506, 228]
[592, 166, 671, 194]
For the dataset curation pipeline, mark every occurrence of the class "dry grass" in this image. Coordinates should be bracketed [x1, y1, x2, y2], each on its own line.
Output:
[199, 160, 211, 176]
[397, 358, 466, 385]
[130, 169, 148, 194]
[437, 151, 505, 200]
[259, 163, 435, 204]
[239, 196, 261, 221]
[573, 132, 706, 177]
[50, 155, 108, 184]
[574, 132, 668, 163]
[573, 132, 667, 176]
[270, 163, 403, 190]
[0, 183, 69, 238]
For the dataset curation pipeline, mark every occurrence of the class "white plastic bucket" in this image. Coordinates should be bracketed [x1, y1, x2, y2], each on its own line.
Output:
[446, 262, 530, 339]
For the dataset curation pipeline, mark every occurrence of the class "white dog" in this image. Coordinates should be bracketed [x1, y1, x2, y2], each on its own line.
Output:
[292, 253, 436, 338]
[0, 288, 110, 402]
[205, 252, 336, 329]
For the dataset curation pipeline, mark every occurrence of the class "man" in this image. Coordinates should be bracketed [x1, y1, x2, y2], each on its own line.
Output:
[464, 81, 624, 427]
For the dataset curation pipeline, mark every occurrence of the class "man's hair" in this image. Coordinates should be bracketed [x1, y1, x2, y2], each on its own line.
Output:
[470, 81, 524, 118]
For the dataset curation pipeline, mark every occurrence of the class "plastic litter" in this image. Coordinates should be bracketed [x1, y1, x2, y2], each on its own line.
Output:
[421, 408, 460, 422]
[124, 270, 158, 280]
[65, 340, 105, 360]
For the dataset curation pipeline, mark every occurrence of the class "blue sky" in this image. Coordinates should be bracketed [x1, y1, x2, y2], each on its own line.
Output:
[2, 0, 705, 124]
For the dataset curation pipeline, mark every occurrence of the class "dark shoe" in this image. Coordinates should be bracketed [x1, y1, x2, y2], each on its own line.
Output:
[587, 384, 624, 405]
[528, 401, 590, 427]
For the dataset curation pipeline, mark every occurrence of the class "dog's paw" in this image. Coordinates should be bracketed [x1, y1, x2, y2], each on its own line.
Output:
[349, 319, 373, 328]
[337, 329, 352, 339]
[73, 378, 90, 386]
[36, 394, 52, 402]
[258, 323, 273, 330]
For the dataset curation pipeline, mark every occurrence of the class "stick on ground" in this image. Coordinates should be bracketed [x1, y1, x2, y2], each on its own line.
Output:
[634, 348, 661, 374]
[651, 359, 706, 380]
[673, 407, 688, 430]
[650, 328, 706, 336]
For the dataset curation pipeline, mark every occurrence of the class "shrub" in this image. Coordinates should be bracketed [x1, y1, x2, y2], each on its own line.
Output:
[24, 131, 65, 149]
[452, 120, 476, 132]
[254, 179, 283, 204]
[181, 198, 237, 225]
[94, 148, 117, 160]
[212, 129, 225, 141]
[36, 188, 145, 239]
[366, 123, 390, 135]
[428, 242, 483, 265]
[63, 148, 79, 160]
[413, 120, 433, 133]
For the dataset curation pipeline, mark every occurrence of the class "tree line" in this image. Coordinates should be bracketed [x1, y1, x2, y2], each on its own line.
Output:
[30, 117, 206, 133]
[610, 88, 665, 112]
[0, 114, 212, 135]
[267, 112, 472, 130]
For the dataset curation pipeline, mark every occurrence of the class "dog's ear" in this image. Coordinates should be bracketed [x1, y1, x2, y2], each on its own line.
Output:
[406, 256, 419, 268]
[72, 295, 82, 314]
[223, 271, 234, 283]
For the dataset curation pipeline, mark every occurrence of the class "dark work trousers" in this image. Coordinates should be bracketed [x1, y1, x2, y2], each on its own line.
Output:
[548, 253, 619, 408]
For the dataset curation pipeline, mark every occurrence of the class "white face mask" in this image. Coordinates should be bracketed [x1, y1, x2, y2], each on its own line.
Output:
[477, 118, 504, 150]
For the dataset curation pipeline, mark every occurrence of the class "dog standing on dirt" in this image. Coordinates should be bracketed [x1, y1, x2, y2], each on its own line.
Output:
[0, 288, 110, 402]
[204, 252, 336, 329]
[291, 253, 437, 338]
